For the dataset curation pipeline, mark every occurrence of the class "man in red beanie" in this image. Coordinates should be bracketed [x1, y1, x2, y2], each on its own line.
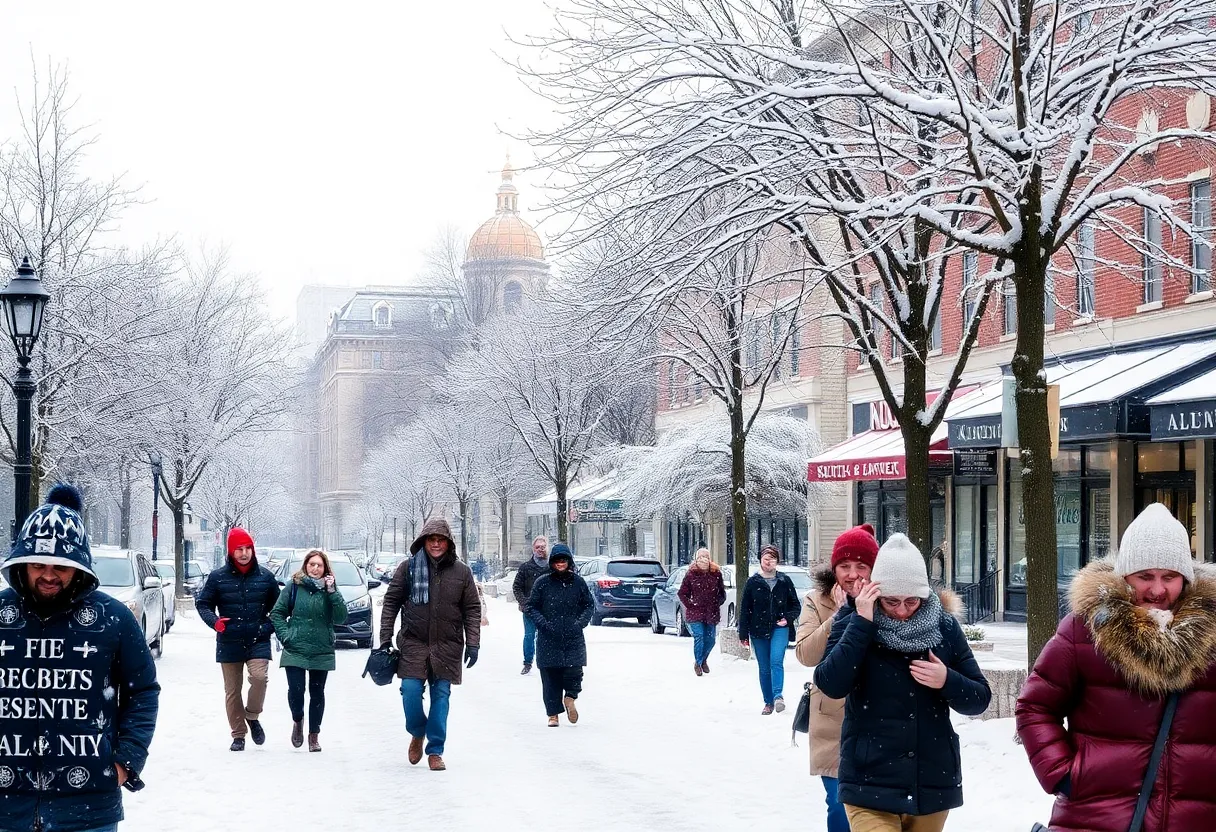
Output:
[195, 527, 281, 750]
[795, 523, 879, 832]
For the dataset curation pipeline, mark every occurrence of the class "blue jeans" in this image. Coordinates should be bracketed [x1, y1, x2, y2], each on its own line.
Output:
[522, 613, 538, 664]
[821, 776, 851, 832]
[688, 622, 717, 665]
[751, 626, 788, 704]
[400, 677, 452, 756]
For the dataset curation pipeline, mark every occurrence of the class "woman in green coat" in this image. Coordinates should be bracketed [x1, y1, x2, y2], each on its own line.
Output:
[270, 549, 347, 752]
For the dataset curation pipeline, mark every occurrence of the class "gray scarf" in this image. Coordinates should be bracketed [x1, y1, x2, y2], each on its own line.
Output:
[410, 551, 431, 606]
[305, 576, 326, 592]
[873, 591, 946, 653]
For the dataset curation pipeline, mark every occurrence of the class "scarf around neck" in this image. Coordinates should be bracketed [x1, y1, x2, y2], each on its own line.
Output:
[304, 576, 327, 592]
[410, 551, 432, 606]
[873, 591, 946, 653]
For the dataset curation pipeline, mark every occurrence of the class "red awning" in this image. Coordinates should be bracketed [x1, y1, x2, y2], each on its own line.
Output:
[807, 428, 951, 483]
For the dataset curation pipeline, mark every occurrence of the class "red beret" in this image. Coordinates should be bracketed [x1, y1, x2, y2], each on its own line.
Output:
[831, 523, 878, 569]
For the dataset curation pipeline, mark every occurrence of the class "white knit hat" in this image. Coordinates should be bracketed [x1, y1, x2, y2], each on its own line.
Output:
[1114, 503, 1194, 582]
[871, 533, 932, 598]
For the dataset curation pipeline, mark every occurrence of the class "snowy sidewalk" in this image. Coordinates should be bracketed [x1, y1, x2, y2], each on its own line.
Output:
[122, 598, 1053, 831]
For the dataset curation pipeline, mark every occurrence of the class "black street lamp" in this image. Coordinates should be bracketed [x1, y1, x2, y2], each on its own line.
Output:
[1, 258, 50, 539]
[149, 451, 163, 562]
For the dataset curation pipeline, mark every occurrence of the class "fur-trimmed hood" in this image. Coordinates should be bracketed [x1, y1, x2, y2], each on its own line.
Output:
[808, 565, 964, 621]
[1069, 559, 1216, 696]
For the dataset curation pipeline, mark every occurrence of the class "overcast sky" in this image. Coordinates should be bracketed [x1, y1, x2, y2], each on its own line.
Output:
[0, 2, 558, 319]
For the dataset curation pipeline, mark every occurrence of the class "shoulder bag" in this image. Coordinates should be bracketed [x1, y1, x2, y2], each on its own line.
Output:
[1031, 691, 1179, 832]
[790, 680, 812, 746]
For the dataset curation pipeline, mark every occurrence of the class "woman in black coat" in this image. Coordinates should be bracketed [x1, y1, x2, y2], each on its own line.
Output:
[814, 534, 991, 832]
[526, 543, 594, 727]
[737, 545, 802, 714]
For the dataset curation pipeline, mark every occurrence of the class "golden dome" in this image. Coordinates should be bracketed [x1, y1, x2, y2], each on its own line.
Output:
[465, 159, 545, 263]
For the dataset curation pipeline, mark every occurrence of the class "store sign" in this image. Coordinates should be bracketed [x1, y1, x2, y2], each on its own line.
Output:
[808, 457, 906, 482]
[870, 400, 898, 431]
[953, 449, 997, 478]
[1150, 399, 1216, 440]
[948, 416, 1003, 448]
[950, 403, 1123, 448]
[569, 498, 625, 522]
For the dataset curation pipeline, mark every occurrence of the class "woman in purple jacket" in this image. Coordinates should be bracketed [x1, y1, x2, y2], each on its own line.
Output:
[678, 548, 727, 676]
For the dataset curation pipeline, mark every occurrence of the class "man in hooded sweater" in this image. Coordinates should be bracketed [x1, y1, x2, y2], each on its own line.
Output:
[0, 484, 160, 832]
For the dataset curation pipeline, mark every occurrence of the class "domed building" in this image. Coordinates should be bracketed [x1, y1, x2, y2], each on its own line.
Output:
[463, 159, 549, 315]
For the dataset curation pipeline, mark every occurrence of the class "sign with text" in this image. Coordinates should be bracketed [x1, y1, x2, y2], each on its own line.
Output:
[952, 449, 998, 478]
[1150, 398, 1216, 440]
[569, 498, 625, 523]
[808, 456, 907, 483]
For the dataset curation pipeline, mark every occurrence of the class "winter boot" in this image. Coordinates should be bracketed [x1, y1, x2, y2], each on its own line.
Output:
[408, 735, 424, 765]
[563, 696, 579, 724]
[701, 660, 710, 674]
[694, 662, 703, 677]
[548, 715, 559, 727]
[308, 733, 321, 753]
[230, 738, 246, 752]
[774, 697, 786, 713]
[428, 754, 446, 771]
[291, 721, 304, 749]
[521, 662, 532, 675]
[761, 704, 774, 716]
[247, 719, 266, 746]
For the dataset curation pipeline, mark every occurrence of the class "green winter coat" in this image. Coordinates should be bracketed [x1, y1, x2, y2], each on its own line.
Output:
[269, 574, 348, 671]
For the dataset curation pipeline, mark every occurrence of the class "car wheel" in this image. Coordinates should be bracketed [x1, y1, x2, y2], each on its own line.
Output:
[591, 613, 603, 626]
[650, 606, 665, 634]
[636, 615, 649, 625]
[676, 609, 690, 637]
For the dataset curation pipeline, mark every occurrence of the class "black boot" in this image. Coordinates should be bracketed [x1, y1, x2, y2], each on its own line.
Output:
[230, 738, 245, 752]
[248, 719, 266, 746]
[291, 720, 304, 749]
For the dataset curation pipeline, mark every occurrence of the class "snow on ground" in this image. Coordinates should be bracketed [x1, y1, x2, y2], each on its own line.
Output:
[124, 595, 1054, 831]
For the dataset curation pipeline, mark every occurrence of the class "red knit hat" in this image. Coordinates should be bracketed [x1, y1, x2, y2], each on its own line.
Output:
[227, 527, 255, 558]
[831, 523, 878, 568]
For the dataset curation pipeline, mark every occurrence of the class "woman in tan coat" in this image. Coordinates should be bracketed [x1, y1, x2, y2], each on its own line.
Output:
[795, 524, 878, 832]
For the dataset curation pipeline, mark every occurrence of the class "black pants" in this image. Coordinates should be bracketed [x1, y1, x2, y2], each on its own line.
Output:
[539, 666, 584, 716]
[285, 667, 329, 733]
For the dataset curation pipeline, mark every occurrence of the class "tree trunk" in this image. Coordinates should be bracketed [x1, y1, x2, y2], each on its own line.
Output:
[458, 497, 469, 561]
[555, 471, 569, 543]
[900, 338, 933, 561]
[500, 495, 509, 563]
[172, 499, 188, 599]
[1013, 208, 1058, 667]
[119, 475, 132, 549]
[729, 401, 750, 601]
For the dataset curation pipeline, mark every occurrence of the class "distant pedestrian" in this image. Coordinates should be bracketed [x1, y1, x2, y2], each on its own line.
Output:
[677, 547, 726, 676]
[526, 543, 593, 727]
[0, 484, 160, 832]
[269, 549, 347, 753]
[814, 534, 991, 832]
[1017, 503, 1216, 832]
[513, 535, 550, 675]
[738, 545, 801, 714]
[378, 517, 481, 771]
[195, 527, 281, 751]
[795, 523, 879, 832]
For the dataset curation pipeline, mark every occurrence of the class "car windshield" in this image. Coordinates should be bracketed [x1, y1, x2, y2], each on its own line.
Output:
[287, 560, 363, 586]
[607, 561, 665, 578]
[155, 565, 175, 580]
[94, 558, 135, 587]
[783, 570, 813, 591]
[186, 563, 205, 578]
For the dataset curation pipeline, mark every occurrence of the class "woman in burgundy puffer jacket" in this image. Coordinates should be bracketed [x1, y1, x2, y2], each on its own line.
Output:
[677, 548, 727, 676]
[1016, 504, 1216, 832]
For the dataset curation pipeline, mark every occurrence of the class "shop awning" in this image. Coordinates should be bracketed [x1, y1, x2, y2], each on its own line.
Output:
[1148, 365, 1216, 440]
[807, 427, 953, 482]
[946, 337, 1216, 448]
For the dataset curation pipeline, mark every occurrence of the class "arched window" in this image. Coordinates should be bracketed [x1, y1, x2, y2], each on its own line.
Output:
[373, 302, 392, 328]
[503, 281, 523, 312]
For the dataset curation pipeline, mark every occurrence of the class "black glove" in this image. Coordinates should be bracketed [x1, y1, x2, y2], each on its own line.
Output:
[464, 645, 479, 668]
[379, 642, 393, 652]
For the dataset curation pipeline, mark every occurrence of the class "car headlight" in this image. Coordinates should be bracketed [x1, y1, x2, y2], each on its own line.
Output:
[347, 594, 371, 611]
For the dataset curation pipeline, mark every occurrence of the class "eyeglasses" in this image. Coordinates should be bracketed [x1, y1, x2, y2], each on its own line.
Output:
[879, 597, 921, 611]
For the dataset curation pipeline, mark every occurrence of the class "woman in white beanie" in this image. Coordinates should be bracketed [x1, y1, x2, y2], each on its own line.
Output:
[1016, 503, 1216, 832]
[814, 533, 991, 832]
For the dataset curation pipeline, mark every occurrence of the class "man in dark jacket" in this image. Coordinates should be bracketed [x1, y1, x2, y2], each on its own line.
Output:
[0, 484, 160, 832]
[195, 527, 280, 751]
[379, 517, 481, 772]
[512, 535, 549, 675]
[738, 545, 802, 714]
[526, 543, 593, 726]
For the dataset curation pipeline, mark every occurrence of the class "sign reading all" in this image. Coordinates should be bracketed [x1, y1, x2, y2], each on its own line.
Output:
[1150, 399, 1216, 440]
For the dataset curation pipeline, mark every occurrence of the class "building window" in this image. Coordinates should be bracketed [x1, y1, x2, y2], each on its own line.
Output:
[788, 313, 801, 376]
[1078, 222, 1096, 316]
[681, 369, 691, 403]
[504, 281, 523, 312]
[1144, 207, 1163, 303]
[372, 351, 383, 369]
[962, 252, 979, 327]
[930, 305, 942, 351]
[694, 374, 704, 402]
[1077, 9, 1092, 31]
[745, 320, 761, 371]
[1002, 278, 1017, 335]
[1192, 180, 1212, 294]
[1044, 272, 1056, 326]
[668, 362, 677, 408]
[373, 303, 392, 328]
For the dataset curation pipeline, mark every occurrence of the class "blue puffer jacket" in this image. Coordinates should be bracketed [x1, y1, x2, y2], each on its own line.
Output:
[0, 580, 159, 832]
[195, 556, 281, 663]
[813, 592, 991, 816]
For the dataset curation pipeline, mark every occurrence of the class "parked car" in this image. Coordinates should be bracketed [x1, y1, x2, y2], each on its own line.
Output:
[93, 546, 166, 659]
[182, 559, 211, 596]
[493, 569, 519, 600]
[262, 547, 295, 573]
[153, 563, 177, 632]
[720, 565, 814, 647]
[650, 564, 737, 636]
[577, 557, 667, 625]
[368, 553, 405, 583]
[273, 555, 381, 649]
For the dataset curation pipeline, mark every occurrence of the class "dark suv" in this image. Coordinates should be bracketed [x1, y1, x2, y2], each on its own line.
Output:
[578, 557, 667, 625]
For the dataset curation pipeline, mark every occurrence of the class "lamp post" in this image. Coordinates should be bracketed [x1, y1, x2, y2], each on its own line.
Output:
[149, 451, 163, 562]
[1, 258, 50, 539]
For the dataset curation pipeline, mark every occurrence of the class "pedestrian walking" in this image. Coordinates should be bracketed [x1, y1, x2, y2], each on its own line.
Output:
[195, 527, 281, 751]
[526, 543, 594, 727]
[738, 544, 801, 714]
[1016, 503, 1216, 832]
[677, 547, 726, 676]
[0, 484, 160, 832]
[513, 535, 550, 675]
[378, 517, 481, 771]
[813, 534, 991, 832]
[269, 549, 347, 753]
[795, 523, 879, 832]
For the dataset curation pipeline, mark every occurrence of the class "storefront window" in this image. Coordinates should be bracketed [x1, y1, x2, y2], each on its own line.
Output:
[1088, 486, 1112, 559]
[1056, 479, 1083, 580]
[985, 484, 999, 576]
[1053, 449, 1082, 474]
[1008, 464, 1026, 587]
[1085, 444, 1112, 474]
[1139, 442, 1181, 472]
[955, 484, 976, 585]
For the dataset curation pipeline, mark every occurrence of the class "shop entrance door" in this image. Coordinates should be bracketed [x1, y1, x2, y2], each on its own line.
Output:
[1136, 485, 1197, 555]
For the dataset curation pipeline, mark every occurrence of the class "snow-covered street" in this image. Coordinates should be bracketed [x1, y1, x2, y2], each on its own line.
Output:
[124, 594, 1054, 831]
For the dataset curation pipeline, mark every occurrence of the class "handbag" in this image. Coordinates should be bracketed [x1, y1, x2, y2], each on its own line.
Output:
[790, 681, 812, 746]
[1031, 691, 1179, 832]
